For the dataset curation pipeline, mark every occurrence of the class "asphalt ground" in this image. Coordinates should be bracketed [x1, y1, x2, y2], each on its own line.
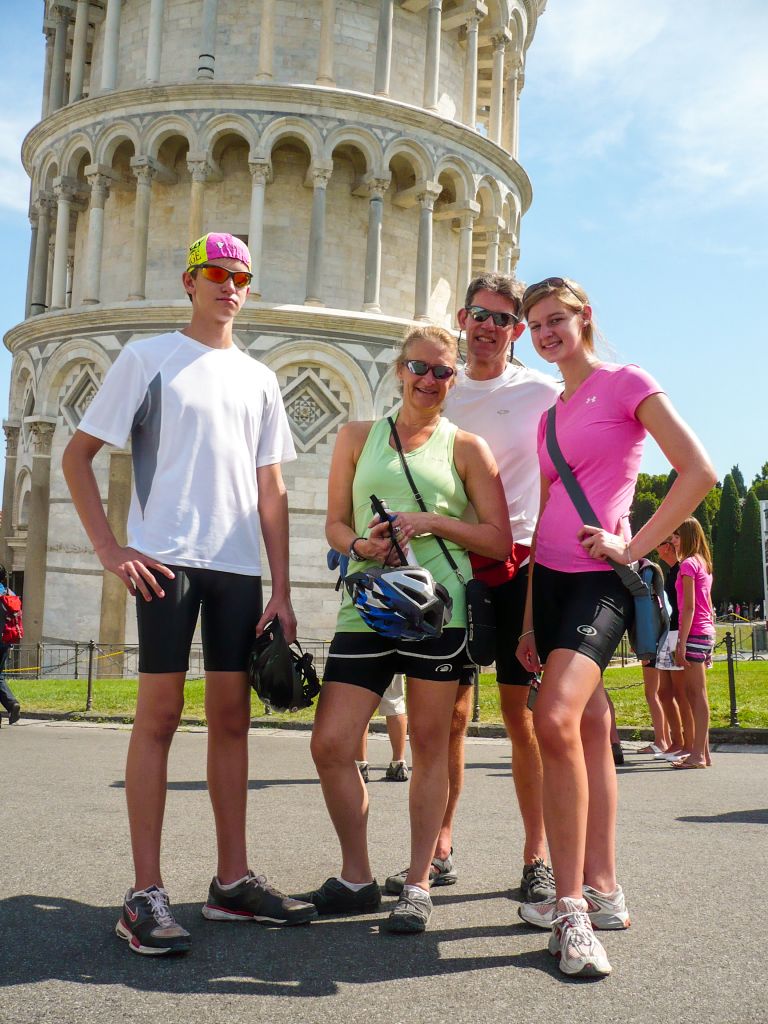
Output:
[1, 721, 766, 1024]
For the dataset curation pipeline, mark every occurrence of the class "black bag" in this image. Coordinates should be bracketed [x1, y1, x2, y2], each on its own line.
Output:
[544, 407, 669, 662]
[387, 417, 496, 666]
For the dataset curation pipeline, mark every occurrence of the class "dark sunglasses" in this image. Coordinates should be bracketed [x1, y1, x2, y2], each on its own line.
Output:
[195, 264, 253, 288]
[522, 277, 584, 308]
[404, 359, 455, 381]
[465, 305, 520, 328]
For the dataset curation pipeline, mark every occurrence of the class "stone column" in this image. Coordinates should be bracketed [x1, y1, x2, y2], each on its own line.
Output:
[455, 207, 478, 312]
[423, 0, 443, 111]
[256, 0, 275, 80]
[100, 0, 122, 92]
[50, 182, 74, 310]
[49, 4, 71, 113]
[187, 159, 208, 243]
[508, 61, 524, 158]
[373, 0, 394, 96]
[316, 0, 336, 86]
[362, 178, 390, 312]
[66, 251, 75, 307]
[82, 170, 110, 304]
[490, 32, 508, 144]
[485, 227, 500, 272]
[197, 0, 218, 80]
[41, 27, 54, 118]
[146, 0, 166, 84]
[247, 160, 270, 300]
[69, 0, 91, 103]
[25, 216, 39, 318]
[128, 161, 156, 300]
[31, 197, 53, 315]
[462, 12, 480, 127]
[500, 232, 513, 275]
[21, 418, 57, 646]
[98, 450, 132, 647]
[46, 238, 55, 312]
[0, 423, 20, 569]
[414, 183, 442, 320]
[304, 165, 333, 306]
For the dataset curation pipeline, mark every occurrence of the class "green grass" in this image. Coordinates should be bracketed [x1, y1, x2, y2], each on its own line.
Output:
[9, 660, 768, 730]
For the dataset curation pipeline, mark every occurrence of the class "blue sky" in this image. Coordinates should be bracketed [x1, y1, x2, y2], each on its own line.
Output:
[1, 0, 765, 487]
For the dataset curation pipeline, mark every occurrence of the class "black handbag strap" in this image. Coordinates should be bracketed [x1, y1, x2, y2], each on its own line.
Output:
[387, 416, 465, 585]
[545, 406, 649, 599]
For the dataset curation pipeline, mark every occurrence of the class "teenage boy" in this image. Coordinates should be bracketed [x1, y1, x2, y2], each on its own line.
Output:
[385, 273, 560, 902]
[63, 233, 316, 956]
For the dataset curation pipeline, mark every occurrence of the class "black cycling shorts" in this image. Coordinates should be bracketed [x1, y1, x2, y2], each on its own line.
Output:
[323, 628, 471, 697]
[136, 565, 263, 674]
[460, 566, 534, 688]
[532, 563, 633, 673]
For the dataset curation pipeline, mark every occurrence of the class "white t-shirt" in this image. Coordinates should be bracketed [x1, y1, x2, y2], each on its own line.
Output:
[79, 331, 296, 575]
[444, 363, 561, 548]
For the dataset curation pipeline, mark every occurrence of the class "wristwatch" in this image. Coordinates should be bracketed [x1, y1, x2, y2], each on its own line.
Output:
[348, 537, 367, 562]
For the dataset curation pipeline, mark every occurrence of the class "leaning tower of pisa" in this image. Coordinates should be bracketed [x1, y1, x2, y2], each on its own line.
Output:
[2, 0, 547, 647]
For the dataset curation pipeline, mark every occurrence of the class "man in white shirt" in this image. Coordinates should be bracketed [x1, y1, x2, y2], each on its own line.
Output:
[385, 273, 560, 902]
[63, 233, 316, 956]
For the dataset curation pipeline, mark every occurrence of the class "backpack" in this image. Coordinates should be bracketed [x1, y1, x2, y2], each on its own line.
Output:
[0, 592, 23, 644]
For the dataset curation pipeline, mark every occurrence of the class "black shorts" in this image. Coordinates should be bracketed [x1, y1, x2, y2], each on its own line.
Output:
[532, 564, 633, 673]
[461, 567, 534, 688]
[136, 565, 263, 674]
[323, 629, 471, 698]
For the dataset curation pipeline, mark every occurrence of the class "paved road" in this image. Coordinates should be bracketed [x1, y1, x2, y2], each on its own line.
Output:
[1, 722, 765, 1024]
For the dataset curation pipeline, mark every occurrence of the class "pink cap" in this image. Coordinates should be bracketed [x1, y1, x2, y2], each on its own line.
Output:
[187, 232, 251, 271]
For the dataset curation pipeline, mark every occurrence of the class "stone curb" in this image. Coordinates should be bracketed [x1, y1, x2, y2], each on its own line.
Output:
[7, 709, 767, 746]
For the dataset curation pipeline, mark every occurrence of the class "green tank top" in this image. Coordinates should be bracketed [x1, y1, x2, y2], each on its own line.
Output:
[336, 415, 471, 633]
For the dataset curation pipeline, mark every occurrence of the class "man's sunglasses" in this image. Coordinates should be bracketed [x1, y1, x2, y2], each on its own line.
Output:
[404, 359, 456, 380]
[194, 264, 253, 288]
[465, 305, 520, 328]
[522, 277, 584, 307]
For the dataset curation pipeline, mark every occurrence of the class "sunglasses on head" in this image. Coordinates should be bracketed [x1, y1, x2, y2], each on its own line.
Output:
[403, 359, 455, 380]
[194, 263, 253, 288]
[522, 277, 584, 308]
[465, 305, 520, 328]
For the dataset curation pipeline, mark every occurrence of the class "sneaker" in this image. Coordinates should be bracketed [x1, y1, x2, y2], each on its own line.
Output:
[520, 857, 555, 903]
[292, 877, 381, 915]
[385, 760, 409, 782]
[9, 703, 21, 725]
[356, 760, 370, 783]
[611, 741, 625, 766]
[202, 872, 317, 926]
[385, 849, 458, 895]
[519, 883, 630, 930]
[383, 887, 432, 934]
[115, 885, 191, 956]
[548, 897, 612, 977]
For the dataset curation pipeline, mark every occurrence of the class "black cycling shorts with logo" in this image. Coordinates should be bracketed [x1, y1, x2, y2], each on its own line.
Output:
[532, 564, 633, 673]
[135, 565, 263, 674]
[323, 628, 471, 697]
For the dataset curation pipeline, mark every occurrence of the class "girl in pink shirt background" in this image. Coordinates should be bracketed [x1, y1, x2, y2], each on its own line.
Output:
[672, 516, 715, 770]
[514, 276, 716, 979]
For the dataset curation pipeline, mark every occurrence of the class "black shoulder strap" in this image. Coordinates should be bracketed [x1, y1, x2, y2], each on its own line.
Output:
[387, 416, 465, 585]
[545, 406, 649, 598]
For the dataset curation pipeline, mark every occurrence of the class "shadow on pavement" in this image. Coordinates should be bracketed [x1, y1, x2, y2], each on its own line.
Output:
[678, 808, 768, 825]
[0, 894, 562, 996]
[109, 778, 322, 791]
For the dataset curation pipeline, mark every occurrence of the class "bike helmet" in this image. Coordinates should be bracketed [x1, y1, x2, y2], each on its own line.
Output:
[248, 617, 321, 712]
[344, 566, 453, 641]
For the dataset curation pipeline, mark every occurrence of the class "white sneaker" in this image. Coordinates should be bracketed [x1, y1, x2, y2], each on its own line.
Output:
[548, 897, 612, 977]
[519, 883, 630, 930]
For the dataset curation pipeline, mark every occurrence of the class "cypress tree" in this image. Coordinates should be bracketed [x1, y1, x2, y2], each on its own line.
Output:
[713, 474, 742, 604]
[692, 499, 713, 550]
[731, 464, 747, 498]
[732, 492, 763, 604]
[630, 492, 659, 534]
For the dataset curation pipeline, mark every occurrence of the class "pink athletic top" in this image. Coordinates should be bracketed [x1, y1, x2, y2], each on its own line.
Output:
[535, 363, 664, 573]
[676, 555, 715, 636]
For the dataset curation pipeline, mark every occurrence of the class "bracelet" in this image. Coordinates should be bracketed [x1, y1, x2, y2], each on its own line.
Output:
[348, 537, 367, 562]
[518, 629, 534, 641]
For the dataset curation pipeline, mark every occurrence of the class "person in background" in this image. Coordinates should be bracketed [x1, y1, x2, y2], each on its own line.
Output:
[356, 674, 410, 782]
[0, 565, 22, 726]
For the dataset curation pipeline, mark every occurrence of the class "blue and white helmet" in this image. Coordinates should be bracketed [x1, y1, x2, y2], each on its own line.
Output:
[344, 566, 453, 641]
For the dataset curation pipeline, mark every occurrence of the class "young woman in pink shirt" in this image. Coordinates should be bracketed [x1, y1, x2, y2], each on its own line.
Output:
[672, 516, 715, 769]
[514, 277, 715, 978]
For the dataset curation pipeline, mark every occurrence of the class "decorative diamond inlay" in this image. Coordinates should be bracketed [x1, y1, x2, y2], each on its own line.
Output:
[61, 366, 101, 433]
[281, 367, 348, 453]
